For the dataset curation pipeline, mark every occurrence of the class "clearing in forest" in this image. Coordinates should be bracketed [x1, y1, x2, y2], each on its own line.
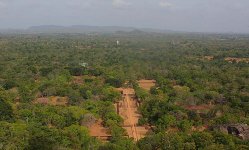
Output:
[184, 104, 214, 114]
[72, 76, 84, 84]
[184, 104, 212, 111]
[89, 120, 111, 141]
[138, 80, 156, 91]
[34, 96, 68, 106]
[72, 75, 97, 85]
[224, 57, 249, 63]
[203, 56, 214, 61]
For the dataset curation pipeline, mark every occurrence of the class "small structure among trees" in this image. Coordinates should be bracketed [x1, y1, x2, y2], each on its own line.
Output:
[79, 62, 88, 68]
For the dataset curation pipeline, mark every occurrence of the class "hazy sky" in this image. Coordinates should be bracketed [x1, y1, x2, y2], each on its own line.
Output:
[0, 0, 249, 33]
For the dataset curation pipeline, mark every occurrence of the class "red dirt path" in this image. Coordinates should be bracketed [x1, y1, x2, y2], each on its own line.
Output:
[118, 88, 148, 141]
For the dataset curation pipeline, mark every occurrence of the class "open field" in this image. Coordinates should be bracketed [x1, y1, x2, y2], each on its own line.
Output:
[138, 80, 156, 91]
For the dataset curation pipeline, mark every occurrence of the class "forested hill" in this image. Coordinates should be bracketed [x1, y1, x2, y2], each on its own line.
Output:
[0, 25, 175, 34]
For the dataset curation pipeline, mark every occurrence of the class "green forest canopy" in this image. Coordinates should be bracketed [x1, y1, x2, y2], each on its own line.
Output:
[0, 32, 249, 149]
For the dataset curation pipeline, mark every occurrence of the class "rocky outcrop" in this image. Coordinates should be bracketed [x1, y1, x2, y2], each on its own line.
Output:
[212, 124, 249, 140]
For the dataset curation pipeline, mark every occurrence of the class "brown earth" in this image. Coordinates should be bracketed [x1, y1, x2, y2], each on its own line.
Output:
[225, 57, 249, 63]
[184, 104, 212, 111]
[117, 88, 149, 141]
[34, 96, 68, 106]
[184, 104, 213, 114]
[89, 120, 111, 141]
[203, 56, 214, 61]
[190, 56, 249, 63]
[189, 56, 214, 61]
[138, 80, 156, 91]
[196, 56, 214, 61]
[72, 76, 84, 84]
[191, 125, 208, 132]
[50, 96, 68, 106]
[72, 75, 97, 85]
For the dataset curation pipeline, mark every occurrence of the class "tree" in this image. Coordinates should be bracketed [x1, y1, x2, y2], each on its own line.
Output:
[27, 124, 61, 150]
[105, 77, 123, 88]
[138, 133, 184, 150]
[0, 98, 13, 121]
[157, 115, 176, 129]
[192, 132, 214, 149]
[0, 122, 29, 150]
[18, 85, 34, 103]
[39, 67, 53, 76]
[98, 143, 124, 150]
[212, 131, 235, 148]
[203, 144, 225, 150]
[67, 89, 82, 104]
[178, 120, 192, 132]
[106, 119, 125, 141]
[102, 87, 121, 102]
[66, 67, 84, 76]
[173, 85, 191, 102]
[111, 138, 139, 150]
[63, 125, 91, 149]
[188, 111, 202, 125]
[135, 87, 149, 102]
[242, 103, 249, 117]
[3, 80, 16, 90]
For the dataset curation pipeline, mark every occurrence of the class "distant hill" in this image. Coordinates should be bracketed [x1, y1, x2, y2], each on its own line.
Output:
[0, 25, 176, 34]
[27, 25, 137, 33]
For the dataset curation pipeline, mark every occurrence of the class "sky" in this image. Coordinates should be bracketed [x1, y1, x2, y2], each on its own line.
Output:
[0, 0, 249, 33]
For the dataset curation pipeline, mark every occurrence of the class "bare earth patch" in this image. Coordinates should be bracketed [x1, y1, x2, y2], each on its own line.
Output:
[72, 76, 84, 84]
[34, 96, 68, 106]
[89, 120, 111, 141]
[203, 56, 214, 61]
[184, 104, 213, 114]
[184, 105, 211, 111]
[117, 88, 149, 141]
[225, 57, 249, 63]
[191, 125, 208, 132]
[138, 80, 156, 91]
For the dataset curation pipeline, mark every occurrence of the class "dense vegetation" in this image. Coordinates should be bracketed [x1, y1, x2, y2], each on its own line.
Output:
[0, 32, 249, 149]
